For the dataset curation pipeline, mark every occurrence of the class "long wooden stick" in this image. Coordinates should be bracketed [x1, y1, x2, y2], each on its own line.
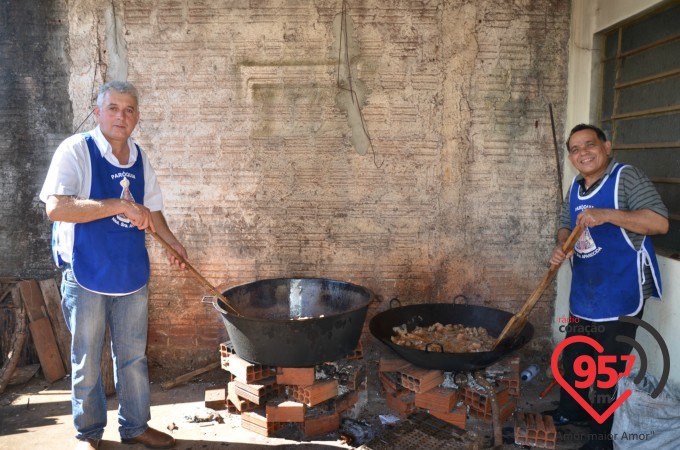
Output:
[147, 230, 241, 316]
[549, 103, 564, 198]
[493, 224, 584, 349]
[161, 361, 220, 390]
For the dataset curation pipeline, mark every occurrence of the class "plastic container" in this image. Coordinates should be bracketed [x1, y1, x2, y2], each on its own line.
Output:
[521, 364, 540, 382]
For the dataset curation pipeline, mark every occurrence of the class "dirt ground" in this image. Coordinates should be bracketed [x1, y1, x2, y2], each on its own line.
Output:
[1, 349, 590, 450]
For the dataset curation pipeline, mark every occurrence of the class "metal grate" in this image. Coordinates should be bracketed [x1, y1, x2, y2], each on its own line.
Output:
[598, 1, 680, 253]
[359, 411, 480, 450]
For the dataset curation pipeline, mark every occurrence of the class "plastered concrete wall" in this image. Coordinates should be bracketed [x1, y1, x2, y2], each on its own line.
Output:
[5, 0, 570, 375]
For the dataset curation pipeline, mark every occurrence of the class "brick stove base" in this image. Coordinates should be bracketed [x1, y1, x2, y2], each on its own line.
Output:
[377, 354, 521, 441]
[210, 341, 527, 446]
[209, 340, 366, 438]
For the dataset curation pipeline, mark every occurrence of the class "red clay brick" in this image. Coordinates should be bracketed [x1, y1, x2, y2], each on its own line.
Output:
[385, 390, 416, 417]
[398, 365, 444, 393]
[204, 386, 226, 410]
[227, 382, 258, 413]
[302, 410, 340, 436]
[463, 384, 510, 416]
[266, 400, 305, 423]
[241, 410, 282, 437]
[338, 363, 365, 391]
[228, 354, 276, 383]
[514, 412, 557, 449]
[429, 402, 467, 430]
[276, 367, 316, 386]
[486, 355, 520, 398]
[415, 386, 459, 413]
[233, 377, 282, 405]
[219, 341, 236, 371]
[378, 355, 411, 373]
[334, 388, 360, 415]
[379, 371, 401, 394]
[219, 341, 236, 357]
[291, 379, 338, 407]
[471, 397, 517, 423]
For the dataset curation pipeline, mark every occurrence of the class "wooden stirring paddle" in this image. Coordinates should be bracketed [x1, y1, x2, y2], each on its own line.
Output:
[492, 224, 584, 350]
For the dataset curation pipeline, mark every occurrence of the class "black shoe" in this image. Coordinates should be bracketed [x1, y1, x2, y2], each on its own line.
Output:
[578, 441, 613, 450]
[543, 408, 589, 426]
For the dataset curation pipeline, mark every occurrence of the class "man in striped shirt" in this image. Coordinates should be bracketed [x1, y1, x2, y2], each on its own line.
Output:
[546, 124, 668, 450]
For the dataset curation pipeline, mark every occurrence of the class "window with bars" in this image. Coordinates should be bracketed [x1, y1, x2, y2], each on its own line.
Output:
[598, 1, 680, 254]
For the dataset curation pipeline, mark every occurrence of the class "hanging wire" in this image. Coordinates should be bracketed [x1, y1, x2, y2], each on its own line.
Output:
[336, 0, 383, 168]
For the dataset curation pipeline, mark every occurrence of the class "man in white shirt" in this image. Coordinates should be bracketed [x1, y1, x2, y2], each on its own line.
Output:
[40, 81, 186, 450]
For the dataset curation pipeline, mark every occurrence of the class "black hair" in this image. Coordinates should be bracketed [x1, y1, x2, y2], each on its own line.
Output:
[566, 124, 608, 150]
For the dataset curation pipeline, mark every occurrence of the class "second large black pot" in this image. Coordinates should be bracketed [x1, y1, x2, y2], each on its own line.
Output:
[207, 278, 374, 367]
[370, 301, 533, 372]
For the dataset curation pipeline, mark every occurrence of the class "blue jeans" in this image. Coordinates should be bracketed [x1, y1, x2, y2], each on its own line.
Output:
[61, 266, 151, 441]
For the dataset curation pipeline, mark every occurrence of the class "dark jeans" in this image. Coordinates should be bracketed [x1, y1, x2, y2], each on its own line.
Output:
[558, 309, 643, 445]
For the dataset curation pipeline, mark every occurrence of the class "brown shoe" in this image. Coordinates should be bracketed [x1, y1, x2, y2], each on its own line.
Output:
[75, 438, 100, 450]
[121, 427, 175, 449]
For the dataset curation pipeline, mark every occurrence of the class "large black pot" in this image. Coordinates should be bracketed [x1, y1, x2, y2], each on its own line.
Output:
[369, 299, 533, 372]
[206, 278, 374, 367]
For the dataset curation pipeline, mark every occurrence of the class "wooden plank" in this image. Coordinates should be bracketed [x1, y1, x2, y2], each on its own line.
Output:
[8, 364, 40, 385]
[38, 279, 71, 373]
[18, 280, 47, 322]
[0, 287, 28, 394]
[28, 317, 66, 382]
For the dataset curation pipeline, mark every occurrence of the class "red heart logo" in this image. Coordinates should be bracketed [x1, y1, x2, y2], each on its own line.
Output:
[551, 335, 632, 424]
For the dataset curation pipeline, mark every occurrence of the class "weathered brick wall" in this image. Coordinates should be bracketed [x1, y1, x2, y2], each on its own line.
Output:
[5, 0, 570, 376]
[0, 0, 72, 280]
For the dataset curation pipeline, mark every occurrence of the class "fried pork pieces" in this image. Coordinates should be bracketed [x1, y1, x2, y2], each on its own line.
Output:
[391, 322, 494, 353]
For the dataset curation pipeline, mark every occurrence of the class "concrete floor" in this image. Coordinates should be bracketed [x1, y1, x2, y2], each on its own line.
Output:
[0, 374, 350, 450]
[0, 360, 590, 450]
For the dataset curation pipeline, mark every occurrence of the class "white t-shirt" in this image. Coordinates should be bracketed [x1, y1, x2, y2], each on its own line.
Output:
[39, 126, 163, 264]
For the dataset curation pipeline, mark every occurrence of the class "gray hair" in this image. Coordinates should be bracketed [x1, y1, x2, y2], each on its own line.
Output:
[96, 81, 139, 107]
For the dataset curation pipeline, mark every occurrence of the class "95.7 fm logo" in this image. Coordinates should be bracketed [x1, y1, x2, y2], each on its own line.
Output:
[551, 316, 670, 424]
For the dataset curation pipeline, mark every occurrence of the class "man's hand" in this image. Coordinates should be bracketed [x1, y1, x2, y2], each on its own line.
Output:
[550, 228, 573, 267]
[166, 241, 188, 269]
[575, 208, 608, 229]
[121, 200, 156, 232]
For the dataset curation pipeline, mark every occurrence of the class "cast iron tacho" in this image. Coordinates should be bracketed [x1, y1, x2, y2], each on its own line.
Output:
[206, 278, 374, 367]
[369, 298, 534, 372]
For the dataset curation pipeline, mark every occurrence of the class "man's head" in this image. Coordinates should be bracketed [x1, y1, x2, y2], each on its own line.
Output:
[566, 124, 608, 150]
[95, 81, 140, 144]
[566, 123, 612, 181]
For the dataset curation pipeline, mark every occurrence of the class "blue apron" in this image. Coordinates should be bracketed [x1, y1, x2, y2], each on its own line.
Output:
[569, 163, 662, 321]
[70, 134, 150, 295]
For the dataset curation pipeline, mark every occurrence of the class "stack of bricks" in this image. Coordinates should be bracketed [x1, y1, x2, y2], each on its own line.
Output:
[208, 340, 365, 438]
[462, 379, 516, 423]
[378, 355, 466, 429]
[379, 354, 520, 430]
[484, 355, 521, 398]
